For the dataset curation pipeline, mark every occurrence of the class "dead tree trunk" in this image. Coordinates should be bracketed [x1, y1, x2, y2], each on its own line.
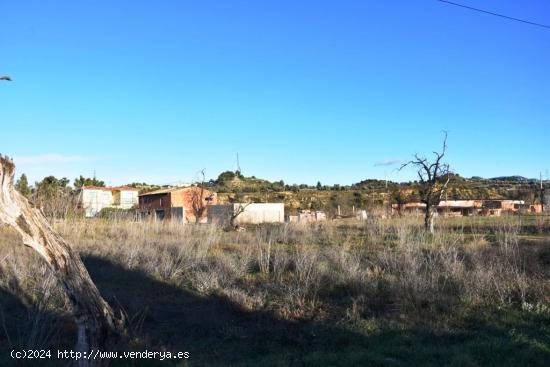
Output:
[229, 203, 251, 229]
[0, 156, 122, 366]
[425, 204, 435, 234]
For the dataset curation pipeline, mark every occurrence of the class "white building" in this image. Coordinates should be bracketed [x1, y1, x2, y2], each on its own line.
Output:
[207, 203, 285, 225]
[79, 186, 139, 217]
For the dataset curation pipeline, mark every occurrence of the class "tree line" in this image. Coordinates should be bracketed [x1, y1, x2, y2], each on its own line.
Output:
[14, 174, 105, 219]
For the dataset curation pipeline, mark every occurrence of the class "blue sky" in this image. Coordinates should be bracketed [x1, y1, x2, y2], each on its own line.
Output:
[1, 0, 549, 186]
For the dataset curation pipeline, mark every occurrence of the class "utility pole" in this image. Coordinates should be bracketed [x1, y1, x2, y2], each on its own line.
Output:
[236, 153, 241, 175]
[541, 172, 545, 213]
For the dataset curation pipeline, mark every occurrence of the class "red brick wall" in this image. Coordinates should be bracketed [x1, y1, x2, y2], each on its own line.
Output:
[139, 187, 218, 222]
[171, 187, 218, 223]
[138, 193, 172, 218]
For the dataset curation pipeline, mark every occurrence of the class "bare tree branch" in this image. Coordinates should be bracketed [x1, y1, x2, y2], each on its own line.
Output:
[398, 132, 450, 233]
[190, 169, 207, 223]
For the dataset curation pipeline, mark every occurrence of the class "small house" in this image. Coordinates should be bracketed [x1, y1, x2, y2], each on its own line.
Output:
[138, 186, 217, 223]
[79, 186, 139, 217]
[437, 200, 481, 216]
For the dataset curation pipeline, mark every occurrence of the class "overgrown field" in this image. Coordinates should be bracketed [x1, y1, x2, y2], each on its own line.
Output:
[1, 216, 549, 366]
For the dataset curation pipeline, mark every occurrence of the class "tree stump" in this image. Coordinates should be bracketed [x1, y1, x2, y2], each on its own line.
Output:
[0, 155, 123, 366]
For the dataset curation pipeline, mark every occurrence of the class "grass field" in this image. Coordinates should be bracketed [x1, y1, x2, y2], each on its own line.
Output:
[1, 215, 549, 366]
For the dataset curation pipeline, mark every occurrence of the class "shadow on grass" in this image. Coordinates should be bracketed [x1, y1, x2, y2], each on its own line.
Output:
[1, 256, 549, 366]
[0, 287, 73, 367]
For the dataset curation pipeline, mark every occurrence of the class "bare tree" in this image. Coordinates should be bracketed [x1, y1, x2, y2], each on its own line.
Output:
[400, 132, 451, 233]
[226, 192, 252, 229]
[32, 175, 81, 219]
[190, 169, 207, 224]
[0, 156, 123, 366]
[229, 202, 252, 228]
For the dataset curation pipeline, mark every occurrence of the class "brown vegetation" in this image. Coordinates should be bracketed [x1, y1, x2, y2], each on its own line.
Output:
[1, 215, 549, 365]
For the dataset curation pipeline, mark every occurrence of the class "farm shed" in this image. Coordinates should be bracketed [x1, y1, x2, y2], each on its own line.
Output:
[391, 202, 426, 216]
[79, 186, 139, 217]
[437, 200, 480, 216]
[138, 186, 217, 223]
[208, 203, 284, 225]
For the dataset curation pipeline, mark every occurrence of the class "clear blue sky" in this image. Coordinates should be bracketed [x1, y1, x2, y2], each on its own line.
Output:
[1, 0, 549, 186]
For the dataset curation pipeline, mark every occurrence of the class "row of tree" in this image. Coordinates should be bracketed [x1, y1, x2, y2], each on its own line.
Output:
[16, 174, 105, 195]
[14, 174, 105, 218]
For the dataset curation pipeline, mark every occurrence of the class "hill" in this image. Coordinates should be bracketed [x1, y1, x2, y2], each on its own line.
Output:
[207, 171, 548, 216]
[120, 171, 547, 217]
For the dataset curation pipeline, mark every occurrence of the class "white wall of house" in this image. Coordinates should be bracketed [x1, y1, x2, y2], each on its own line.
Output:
[118, 190, 139, 209]
[82, 189, 113, 217]
[81, 188, 138, 217]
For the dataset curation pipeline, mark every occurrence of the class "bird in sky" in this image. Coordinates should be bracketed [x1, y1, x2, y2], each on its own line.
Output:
[0, 76, 12, 81]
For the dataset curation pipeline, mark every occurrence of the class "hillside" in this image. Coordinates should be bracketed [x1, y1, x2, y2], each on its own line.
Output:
[210, 171, 548, 216]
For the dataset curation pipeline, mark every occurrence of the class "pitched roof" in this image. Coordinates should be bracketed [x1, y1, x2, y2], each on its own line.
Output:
[138, 186, 192, 196]
[81, 186, 139, 192]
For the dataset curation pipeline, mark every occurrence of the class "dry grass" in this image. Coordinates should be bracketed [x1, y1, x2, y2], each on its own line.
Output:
[1, 216, 549, 365]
